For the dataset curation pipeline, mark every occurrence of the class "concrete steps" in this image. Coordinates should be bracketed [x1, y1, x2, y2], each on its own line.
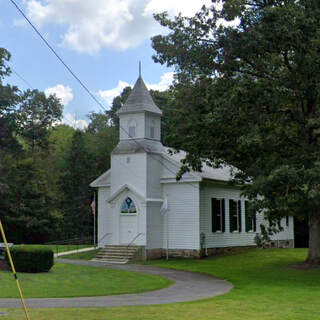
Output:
[92, 245, 140, 264]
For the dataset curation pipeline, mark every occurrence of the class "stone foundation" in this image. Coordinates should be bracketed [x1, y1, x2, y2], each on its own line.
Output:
[145, 248, 201, 260]
[144, 240, 294, 260]
[204, 245, 256, 257]
[145, 248, 162, 260]
[270, 239, 294, 248]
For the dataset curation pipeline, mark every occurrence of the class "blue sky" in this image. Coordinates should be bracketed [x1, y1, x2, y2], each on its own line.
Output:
[0, 0, 211, 128]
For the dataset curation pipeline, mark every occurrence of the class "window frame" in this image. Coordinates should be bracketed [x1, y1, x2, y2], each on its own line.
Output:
[212, 198, 225, 233]
[120, 197, 137, 215]
[245, 200, 257, 232]
[229, 199, 242, 233]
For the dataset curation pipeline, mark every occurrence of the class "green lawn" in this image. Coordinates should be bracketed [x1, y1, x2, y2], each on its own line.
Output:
[0, 262, 172, 298]
[16, 244, 93, 254]
[2, 249, 320, 320]
[60, 249, 100, 260]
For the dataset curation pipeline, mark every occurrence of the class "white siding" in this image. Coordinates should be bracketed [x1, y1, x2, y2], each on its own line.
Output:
[162, 182, 200, 250]
[119, 113, 146, 140]
[147, 154, 162, 199]
[145, 114, 161, 141]
[269, 216, 294, 242]
[111, 153, 147, 196]
[146, 202, 163, 249]
[200, 183, 294, 248]
[97, 187, 112, 247]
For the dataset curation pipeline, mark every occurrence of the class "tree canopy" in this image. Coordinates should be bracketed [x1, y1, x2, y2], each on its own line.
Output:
[152, 0, 320, 265]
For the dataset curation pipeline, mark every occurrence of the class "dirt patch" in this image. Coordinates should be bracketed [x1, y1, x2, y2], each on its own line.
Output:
[290, 262, 320, 270]
[0, 260, 10, 271]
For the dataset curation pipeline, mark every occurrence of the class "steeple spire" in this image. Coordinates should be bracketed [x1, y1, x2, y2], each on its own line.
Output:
[117, 75, 162, 115]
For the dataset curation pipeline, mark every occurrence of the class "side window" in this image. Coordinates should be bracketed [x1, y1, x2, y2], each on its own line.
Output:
[150, 127, 155, 139]
[150, 120, 155, 139]
[129, 126, 136, 137]
[245, 201, 257, 232]
[128, 119, 137, 138]
[212, 198, 225, 232]
[229, 199, 242, 232]
[120, 197, 137, 214]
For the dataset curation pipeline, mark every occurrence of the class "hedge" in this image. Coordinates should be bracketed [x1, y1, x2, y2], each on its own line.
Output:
[5, 245, 54, 273]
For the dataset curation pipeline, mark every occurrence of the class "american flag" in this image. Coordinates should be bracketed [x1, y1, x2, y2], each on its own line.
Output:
[90, 199, 95, 215]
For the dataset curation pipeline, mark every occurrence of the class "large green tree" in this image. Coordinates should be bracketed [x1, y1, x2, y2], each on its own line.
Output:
[152, 0, 320, 265]
[59, 130, 93, 238]
[0, 48, 63, 242]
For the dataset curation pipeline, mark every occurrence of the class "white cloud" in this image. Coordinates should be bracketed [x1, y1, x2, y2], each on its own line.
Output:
[143, 0, 212, 17]
[98, 72, 174, 106]
[25, 0, 211, 53]
[98, 80, 130, 106]
[62, 113, 88, 130]
[146, 72, 174, 91]
[45, 84, 73, 106]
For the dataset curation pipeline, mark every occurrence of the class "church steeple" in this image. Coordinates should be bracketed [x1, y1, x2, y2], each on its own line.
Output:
[117, 76, 162, 116]
[113, 73, 164, 154]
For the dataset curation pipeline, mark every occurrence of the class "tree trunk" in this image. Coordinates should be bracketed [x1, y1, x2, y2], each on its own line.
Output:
[306, 212, 320, 266]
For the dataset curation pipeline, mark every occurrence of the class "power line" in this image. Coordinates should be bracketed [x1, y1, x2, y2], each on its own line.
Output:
[8, 64, 34, 89]
[9, 0, 107, 112]
[9, 0, 198, 189]
[5, 62, 76, 128]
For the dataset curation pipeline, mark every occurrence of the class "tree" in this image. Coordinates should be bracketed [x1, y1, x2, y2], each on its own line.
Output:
[107, 86, 176, 145]
[0, 47, 63, 243]
[107, 86, 132, 128]
[15, 89, 63, 153]
[152, 0, 320, 266]
[59, 130, 93, 238]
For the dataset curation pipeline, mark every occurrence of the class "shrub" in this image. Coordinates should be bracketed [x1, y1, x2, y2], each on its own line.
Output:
[5, 245, 54, 273]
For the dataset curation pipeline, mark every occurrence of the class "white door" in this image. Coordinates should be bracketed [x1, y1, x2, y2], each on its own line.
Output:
[120, 215, 137, 244]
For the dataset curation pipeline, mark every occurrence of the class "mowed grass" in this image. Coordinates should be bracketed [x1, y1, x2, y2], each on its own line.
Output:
[0, 263, 172, 298]
[61, 249, 100, 260]
[3, 248, 320, 320]
[18, 244, 93, 254]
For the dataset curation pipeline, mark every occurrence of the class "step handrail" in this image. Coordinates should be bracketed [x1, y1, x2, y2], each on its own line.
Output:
[97, 232, 112, 248]
[127, 232, 144, 249]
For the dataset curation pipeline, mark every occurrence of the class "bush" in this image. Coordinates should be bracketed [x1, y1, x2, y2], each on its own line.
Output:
[5, 245, 54, 273]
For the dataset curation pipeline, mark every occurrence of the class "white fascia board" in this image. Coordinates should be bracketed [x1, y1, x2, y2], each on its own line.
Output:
[107, 183, 146, 204]
[90, 169, 111, 187]
[160, 176, 202, 184]
[145, 198, 164, 203]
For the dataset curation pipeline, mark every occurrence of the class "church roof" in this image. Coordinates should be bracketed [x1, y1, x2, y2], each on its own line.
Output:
[117, 76, 162, 115]
[163, 147, 235, 183]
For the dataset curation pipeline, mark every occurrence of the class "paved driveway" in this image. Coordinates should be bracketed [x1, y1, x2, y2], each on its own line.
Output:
[0, 259, 233, 308]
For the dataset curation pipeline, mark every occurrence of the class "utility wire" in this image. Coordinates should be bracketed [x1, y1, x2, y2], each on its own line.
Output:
[5, 62, 76, 128]
[9, 0, 107, 112]
[8, 64, 34, 89]
[9, 0, 198, 189]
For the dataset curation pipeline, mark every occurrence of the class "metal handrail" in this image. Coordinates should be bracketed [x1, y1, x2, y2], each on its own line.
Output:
[127, 232, 144, 248]
[97, 232, 112, 248]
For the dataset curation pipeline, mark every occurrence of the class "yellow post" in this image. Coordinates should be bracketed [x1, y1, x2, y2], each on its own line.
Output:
[0, 219, 30, 320]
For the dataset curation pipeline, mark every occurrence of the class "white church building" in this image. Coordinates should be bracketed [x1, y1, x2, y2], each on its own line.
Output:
[90, 75, 294, 261]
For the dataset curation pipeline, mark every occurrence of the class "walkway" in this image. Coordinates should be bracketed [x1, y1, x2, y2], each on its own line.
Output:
[54, 247, 96, 258]
[0, 259, 233, 309]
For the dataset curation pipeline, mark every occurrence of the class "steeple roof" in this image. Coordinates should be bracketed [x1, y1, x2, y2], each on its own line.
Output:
[117, 76, 162, 115]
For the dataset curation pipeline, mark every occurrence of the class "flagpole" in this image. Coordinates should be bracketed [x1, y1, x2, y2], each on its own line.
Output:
[166, 210, 169, 260]
[93, 192, 96, 248]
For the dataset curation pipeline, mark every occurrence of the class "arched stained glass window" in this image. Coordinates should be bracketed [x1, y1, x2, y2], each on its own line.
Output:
[120, 197, 137, 213]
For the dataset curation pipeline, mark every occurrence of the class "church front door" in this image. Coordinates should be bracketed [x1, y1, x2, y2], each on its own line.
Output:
[120, 215, 137, 244]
